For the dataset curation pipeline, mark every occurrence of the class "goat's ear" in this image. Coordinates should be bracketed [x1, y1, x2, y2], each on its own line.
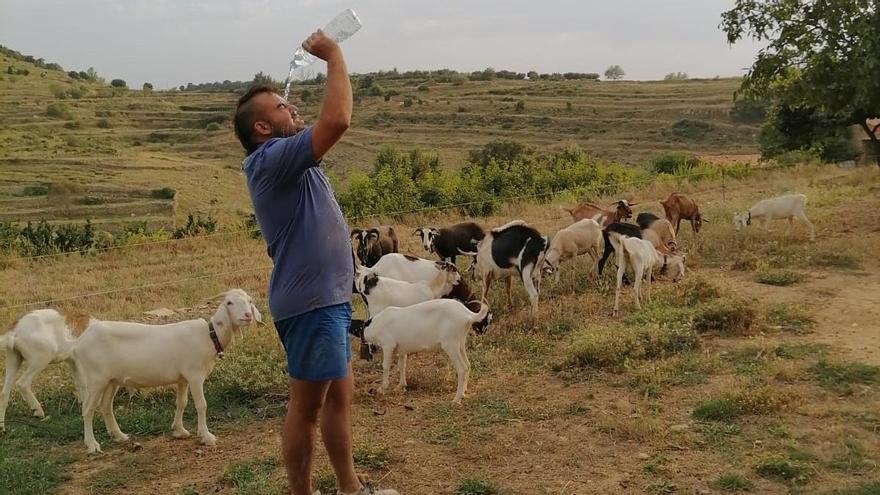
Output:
[250, 304, 263, 325]
[368, 231, 378, 240]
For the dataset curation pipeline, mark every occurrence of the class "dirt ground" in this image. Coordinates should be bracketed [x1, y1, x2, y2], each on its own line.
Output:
[56, 258, 880, 495]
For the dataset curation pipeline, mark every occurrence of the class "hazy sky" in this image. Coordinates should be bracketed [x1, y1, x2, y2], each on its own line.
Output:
[0, 0, 762, 89]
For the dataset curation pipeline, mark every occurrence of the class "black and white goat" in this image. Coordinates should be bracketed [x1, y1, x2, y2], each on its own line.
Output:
[354, 262, 460, 317]
[475, 220, 549, 317]
[414, 222, 485, 277]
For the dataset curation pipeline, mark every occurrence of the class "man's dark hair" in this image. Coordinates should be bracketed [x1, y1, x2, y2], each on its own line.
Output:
[233, 84, 277, 155]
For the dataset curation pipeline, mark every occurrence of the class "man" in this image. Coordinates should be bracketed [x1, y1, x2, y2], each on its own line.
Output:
[234, 30, 398, 495]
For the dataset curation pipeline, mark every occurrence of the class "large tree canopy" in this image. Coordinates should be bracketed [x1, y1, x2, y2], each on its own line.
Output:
[722, 0, 880, 165]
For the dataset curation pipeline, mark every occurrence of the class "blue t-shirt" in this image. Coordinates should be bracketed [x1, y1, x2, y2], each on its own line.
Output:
[243, 128, 353, 320]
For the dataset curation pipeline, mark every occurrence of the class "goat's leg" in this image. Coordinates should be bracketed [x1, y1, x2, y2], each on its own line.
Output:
[645, 266, 653, 304]
[442, 341, 468, 405]
[82, 385, 104, 453]
[633, 264, 644, 310]
[480, 272, 494, 303]
[613, 255, 626, 318]
[15, 359, 49, 418]
[505, 276, 513, 308]
[379, 347, 393, 394]
[785, 217, 794, 236]
[521, 265, 539, 317]
[459, 338, 471, 396]
[99, 383, 128, 442]
[171, 382, 191, 438]
[796, 211, 816, 241]
[0, 351, 22, 432]
[396, 353, 407, 392]
[189, 378, 216, 446]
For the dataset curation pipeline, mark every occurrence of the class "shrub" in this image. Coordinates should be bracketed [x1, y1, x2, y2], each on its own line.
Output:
[664, 119, 714, 140]
[730, 98, 768, 123]
[766, 304, 815, 333]
[651, 153, 701, 175]
[172, 214, 217, 239]
[403, 97, 413, 107]
[755, 456, 810, 484]
[46, 102, 69, 119]
[755, 270, 806, 286]
[693, 386, 788, 421]
[710, 474, 753, 492]
[95, 118, 111, 129]
[22, 185, 49, 196]
[514, 100, 525, 112]
[455, 478, 500, 495]
[562, 323, 699, 372]
[808, 360, 880, 395]
[692, 300, 756, 335]
[150, 187, 177, 200]
[110, 78, 127, 88]
[205, 122, 222, 131]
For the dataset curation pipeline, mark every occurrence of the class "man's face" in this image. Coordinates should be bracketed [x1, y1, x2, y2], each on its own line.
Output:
[252, 91, 306, 141]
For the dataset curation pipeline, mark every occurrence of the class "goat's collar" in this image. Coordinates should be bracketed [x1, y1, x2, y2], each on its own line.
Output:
[208, 321, 225, 359]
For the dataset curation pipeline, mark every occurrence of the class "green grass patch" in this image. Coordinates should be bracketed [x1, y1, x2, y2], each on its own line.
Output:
[692, 300, 757, 335]
[766, 304, 815, 333]
[755, 270, 806, 286]
[826, 481, 880, 495]
[808, 360, 880, 395]
[0, 437, 73, 495]
[220, 458, 279, 495]
[774, 342, 828, 360]
[828, 440, 872, 473]
[711, 473, 753, 491]
[692, 386, 788, 421]
[352, 441, 391, 470]
[755, 455, 811, 485]
[455, 477, 501, 495]
[809, 251, 861, 270]
[313, 470, 337, 494]
[561, 322, 699, 372]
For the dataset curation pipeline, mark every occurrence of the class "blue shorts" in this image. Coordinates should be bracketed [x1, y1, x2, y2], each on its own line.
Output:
[274, 302, 352, 381]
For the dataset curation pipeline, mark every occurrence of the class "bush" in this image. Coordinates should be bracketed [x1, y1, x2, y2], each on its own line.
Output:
[562, 323, 699, 372]
[651, 153, 701, 175]
[150, 187, 177, 200]
[95, 118, 111, 129]
[755, 456, 810, 484]
[68, 86, 86, 99]
[664, 119, 714, 140]
[692, 300, 757, 335]
[0, 220, 96, 256]
[22, 185, 49, 196]
[730, 98, 767, 124]
[455, 478, 500, 495]
[172, 213, 217, 239]
[693, 386, 788, 421]
[205, 122, 222, 131]
[403, 97, 413, 108]
[808, 360, 880, 395]
[46, 102, 69, 119]
[110, 78, 127, 88]
[514, 100, 525, 112]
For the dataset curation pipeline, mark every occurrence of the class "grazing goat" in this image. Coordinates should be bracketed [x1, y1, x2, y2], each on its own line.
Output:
[355, 263, 460, 317]
[733, 194, 814, 241]
[73, 289, 261, 453]
[0, 310, 92, 431]
[660, 193, 707, 235]
[415, 222, 485, 276]
[476, 220, 548, 316]
[368, 254, 490, 333]
[607, 233, 686, 317]
[351, 226, 398, 267]
[597, 222, 643, 275]
[542, 219, 602, 282]
[360, 299, 489, 404]
[636, 212, 678, 253]
[564, 200, 636, 227]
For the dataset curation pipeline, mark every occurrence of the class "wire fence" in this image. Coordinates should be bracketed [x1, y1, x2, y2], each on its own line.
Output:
[1, 162, 810, 312]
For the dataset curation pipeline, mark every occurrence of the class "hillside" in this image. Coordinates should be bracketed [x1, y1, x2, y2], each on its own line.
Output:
[0, 47, 758, 228]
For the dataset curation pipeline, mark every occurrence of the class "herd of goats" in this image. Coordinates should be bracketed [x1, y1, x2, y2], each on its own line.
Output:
[0, 190, 814, 452]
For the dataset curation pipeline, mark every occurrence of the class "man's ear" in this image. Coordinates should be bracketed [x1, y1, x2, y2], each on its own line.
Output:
[254, 120, 271, 137]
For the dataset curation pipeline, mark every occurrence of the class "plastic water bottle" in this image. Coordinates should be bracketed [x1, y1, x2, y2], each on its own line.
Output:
[283, 8, 362, 99]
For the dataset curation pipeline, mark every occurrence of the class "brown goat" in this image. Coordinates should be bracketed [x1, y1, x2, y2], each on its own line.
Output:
[352, 226, 399, 267]
[564, 200, 636, 227]
[660, 193, 707, 235]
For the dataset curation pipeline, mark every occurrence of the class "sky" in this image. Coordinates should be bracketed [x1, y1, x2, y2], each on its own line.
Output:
[0, 0, 763, 89]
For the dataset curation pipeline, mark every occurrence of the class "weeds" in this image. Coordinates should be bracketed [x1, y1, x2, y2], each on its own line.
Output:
[755, 270, 806, 286]
[808, 360, 880, 395]
[755, 455, 811, 485]
[692, 300, 757, 335]
[711, 473, 753, 492]
[455, 478, 500, 495]
[766, 303, 815, 333]
[562, 322, 699, 372]
[693, 385, 788, 421]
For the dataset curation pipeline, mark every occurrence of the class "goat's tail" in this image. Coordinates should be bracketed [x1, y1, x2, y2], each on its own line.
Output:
[0, 331, 14, 353]
[467, 301, 490, 323]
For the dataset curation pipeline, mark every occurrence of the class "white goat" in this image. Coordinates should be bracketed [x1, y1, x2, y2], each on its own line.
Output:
[542, 219, 602, 282]
[355, 264, 460, 317]
[370, 253, 449, 284]
[733, 193, 814, 241]
[73, 289, 261, 453]
[362, 299, 489, 404]
[608, 234, 686, 317]
[0, 309, 92, 431]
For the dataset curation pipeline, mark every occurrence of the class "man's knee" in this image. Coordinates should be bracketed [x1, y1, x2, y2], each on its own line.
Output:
[288, 379, 331, 423]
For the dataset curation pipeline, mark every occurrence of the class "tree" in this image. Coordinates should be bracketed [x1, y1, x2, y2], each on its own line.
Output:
[722, 0, 880, 167]
[664, 72, 689, 81]
[604, 65, 625, 80]
[142, 82, 153, 94]
[110, 78, 127, 88]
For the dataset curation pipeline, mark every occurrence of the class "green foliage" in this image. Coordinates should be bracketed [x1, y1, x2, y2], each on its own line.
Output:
[755, 269, 806, 286]
[352, 442, 391, 470]
[692, 299, 757, 335]
[455, 478, 500, 495]
[0, 220, 96, 256]
[206, 122, 222, 131]
[403, 97, 413, 107]
[150, 187, 177, 199]
[514, 100, 525, 112]
[693, 386, 787, 421]
[22, 184, 49, 196]
[755, 456, 810, 485]
[808, 360, 880, 394]
[110, 78, 127, 88]
[766, 303, 815, 333]
[827, 481, 880, 495]
[722, 0, 880, 165]
[664, 72, 689, 81]
[172, 213, 217, 239]
[337, 142, 639, 218]
[604, 64, 625, 80]
[711, 474, 753, 492]
[759, 105, 859, 162]
[730, 97, 768, 124]
[562, 322, 699, 372]
[651, 153, 700, 174]
[96, 118, 112, 129]
[46, 102, 70, 118]
[664, 119, 714, 140]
